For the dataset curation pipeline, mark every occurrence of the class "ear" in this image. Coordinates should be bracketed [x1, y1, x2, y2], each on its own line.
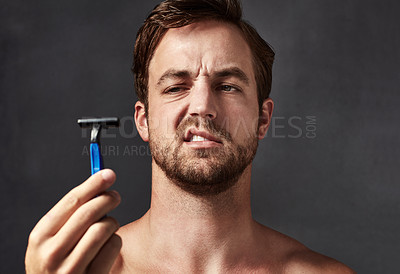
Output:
[134, 101, 149, 142]
[257, 98, 274, 139]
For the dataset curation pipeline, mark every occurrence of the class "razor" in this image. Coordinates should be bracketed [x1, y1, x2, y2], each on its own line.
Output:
[77, 117, 120, 174]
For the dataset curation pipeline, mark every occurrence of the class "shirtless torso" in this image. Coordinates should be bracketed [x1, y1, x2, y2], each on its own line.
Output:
[112, 217, 353, 273]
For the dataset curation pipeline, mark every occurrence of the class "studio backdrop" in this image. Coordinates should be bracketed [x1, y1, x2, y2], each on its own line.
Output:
[1, 0, 399, 273]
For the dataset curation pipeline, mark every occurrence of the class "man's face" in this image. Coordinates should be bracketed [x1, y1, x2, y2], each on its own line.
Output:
[145, 20, 262, 196]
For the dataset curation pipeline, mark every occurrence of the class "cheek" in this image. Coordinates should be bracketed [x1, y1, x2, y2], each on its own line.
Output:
[219, 103, 259, 141]
[148, 103, 184, 141]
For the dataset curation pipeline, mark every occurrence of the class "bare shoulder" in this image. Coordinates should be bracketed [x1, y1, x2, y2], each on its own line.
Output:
[255, 222, 355, 273]
[110, 219, 144, 274]
[283, 248, 355, 274]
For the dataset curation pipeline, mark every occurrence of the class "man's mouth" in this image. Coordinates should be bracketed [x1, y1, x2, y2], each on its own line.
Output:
[184, 128, 223, 144]
[190, 135, 210, 142]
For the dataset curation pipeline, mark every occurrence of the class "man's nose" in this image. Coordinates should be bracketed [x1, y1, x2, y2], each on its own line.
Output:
[188, 83, 217, 119]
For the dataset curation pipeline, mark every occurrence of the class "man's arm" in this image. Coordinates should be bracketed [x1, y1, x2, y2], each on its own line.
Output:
[25, 169, 121, 274]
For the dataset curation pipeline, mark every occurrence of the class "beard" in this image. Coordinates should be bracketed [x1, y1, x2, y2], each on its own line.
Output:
[148, 116, 258, 196]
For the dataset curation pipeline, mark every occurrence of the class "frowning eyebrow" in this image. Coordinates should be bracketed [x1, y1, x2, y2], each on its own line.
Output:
[156, 67, 250, 87]
[156, 69, 193, 86]
[214, 67, 250, 86]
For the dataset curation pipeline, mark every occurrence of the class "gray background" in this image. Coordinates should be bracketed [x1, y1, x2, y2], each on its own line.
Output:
[1, 0, 399, 273]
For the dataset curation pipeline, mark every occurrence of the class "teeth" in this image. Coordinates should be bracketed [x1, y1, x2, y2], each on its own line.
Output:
[190, 135, 209, 142]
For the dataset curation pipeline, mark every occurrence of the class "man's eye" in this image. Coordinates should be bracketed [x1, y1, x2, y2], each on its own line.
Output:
[217, 85, 239, 92]
[222, 85, 232, 91]
[165, 87, 184, 93]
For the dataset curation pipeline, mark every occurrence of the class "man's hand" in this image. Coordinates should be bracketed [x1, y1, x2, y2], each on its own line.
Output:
[25, 169, 122, 274]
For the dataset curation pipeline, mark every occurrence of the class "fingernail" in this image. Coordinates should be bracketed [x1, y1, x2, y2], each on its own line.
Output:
[101, 169, 114, 181]
[109, 190, 120, 200]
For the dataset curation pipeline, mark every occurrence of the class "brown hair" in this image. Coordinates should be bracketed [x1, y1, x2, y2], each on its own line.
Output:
[133, 0, 275, 111]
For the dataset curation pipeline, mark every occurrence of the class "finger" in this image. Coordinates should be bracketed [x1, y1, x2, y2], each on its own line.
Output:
[54, 190, 121, 255]
[34, 169, 116, 238]
[88, 234, 122, 274]
[63, 217, 120, 273]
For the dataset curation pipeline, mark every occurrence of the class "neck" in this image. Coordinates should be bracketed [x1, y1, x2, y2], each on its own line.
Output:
[142, 162, 257, 271]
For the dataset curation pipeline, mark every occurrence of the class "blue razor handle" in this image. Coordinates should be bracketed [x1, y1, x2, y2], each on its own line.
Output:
[77, 117, 119, 175]
[90, 142, 103, 175]
[78, 117, 119, 218]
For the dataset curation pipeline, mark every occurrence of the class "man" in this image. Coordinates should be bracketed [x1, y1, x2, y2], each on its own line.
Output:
[25, 0, 354, 273]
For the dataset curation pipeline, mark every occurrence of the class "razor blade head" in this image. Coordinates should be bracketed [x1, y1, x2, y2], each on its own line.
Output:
[77, 117, 120, 128]
[77, 117, 119, 143]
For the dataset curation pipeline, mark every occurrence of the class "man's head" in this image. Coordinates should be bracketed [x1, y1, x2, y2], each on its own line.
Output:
[133, 0, 274, 113]
[133, 0, 274, 196]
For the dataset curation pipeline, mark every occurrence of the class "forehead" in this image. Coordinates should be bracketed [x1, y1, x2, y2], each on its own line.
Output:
[148, 20, 255, 84]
